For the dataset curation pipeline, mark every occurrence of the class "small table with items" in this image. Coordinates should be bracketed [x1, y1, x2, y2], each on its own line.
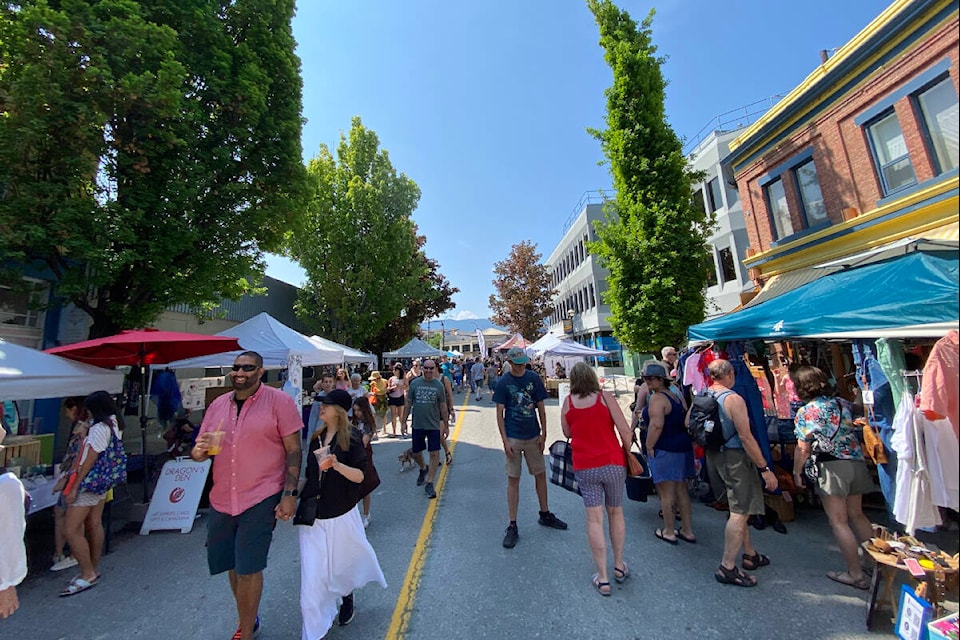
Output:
[862, 532, 959, 629]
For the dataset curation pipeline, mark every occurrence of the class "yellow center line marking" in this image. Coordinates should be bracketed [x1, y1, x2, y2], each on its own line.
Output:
[384, 392, 470, 640]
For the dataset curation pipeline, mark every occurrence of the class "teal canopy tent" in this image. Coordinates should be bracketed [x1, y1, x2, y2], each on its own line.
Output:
[687, 251, 959, 342]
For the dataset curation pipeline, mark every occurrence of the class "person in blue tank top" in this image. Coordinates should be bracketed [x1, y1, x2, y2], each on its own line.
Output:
[641, 361, 697, 546]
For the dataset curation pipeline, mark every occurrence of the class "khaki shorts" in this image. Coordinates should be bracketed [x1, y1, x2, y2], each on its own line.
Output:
[706, 448, 764, 516]
[817, 459, 876, 497]
[505, 437, 546, 478]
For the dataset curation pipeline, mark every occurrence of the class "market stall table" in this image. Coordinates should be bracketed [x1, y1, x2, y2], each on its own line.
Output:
[21, 474, 58, 515]
[863, 541, 959, 629]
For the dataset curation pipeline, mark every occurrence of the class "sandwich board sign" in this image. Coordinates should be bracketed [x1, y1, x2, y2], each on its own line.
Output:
[140, 458, 211, 535]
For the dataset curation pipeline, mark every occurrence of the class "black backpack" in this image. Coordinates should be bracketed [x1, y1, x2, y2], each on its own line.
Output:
[687, 390, 733, 450]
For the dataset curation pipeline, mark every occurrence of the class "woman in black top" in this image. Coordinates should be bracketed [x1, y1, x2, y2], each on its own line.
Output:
[295, 390, 386, 637]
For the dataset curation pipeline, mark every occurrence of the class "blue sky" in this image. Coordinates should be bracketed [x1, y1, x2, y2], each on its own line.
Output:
[266, 0, 890, 320]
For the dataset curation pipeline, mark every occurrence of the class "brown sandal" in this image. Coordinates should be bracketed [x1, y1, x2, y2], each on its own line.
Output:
[715, 564, 757, 587]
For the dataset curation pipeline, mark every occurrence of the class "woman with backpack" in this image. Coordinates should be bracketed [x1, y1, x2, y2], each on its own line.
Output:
[792, 365, 874, 590]
[641, 361, 697, 545]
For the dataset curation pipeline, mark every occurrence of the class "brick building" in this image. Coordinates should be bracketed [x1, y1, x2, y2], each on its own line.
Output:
[727, 0, 957, 301]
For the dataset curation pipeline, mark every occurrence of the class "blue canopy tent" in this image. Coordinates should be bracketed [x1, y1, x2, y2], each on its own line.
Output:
[688, 251, 959, 342]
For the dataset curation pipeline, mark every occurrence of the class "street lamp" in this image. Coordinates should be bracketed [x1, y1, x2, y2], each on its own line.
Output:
[440, 319, 445, 351]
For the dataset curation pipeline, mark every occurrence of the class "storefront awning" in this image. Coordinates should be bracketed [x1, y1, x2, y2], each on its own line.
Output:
[687, 250, 959, 342]
[743, 224, 959, 309]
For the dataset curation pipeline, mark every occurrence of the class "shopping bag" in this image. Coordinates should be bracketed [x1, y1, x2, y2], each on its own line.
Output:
[548, 440, 580, 495]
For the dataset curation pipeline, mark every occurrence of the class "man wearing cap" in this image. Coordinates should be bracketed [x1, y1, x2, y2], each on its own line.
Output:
[493, 347, 567, 548]
[192, 351, 304, 640]
[401, 358, 449, 499]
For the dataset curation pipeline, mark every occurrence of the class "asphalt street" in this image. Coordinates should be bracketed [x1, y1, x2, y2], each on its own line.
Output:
[7, 388, 906, 640]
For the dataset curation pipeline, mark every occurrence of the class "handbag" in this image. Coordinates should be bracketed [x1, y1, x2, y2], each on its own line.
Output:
[78, 419, 128, 495]
[625, 446, 654, 503]
[548, 440, 580, 495]
[293, 494, 319, 526]
[357, 442, 381, 500]
[802, 400, 842, 483]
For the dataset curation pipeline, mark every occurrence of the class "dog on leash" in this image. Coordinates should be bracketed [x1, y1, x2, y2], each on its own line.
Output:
[398, 448, 416, 472]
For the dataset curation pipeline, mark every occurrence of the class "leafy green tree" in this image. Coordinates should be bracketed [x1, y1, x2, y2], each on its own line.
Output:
[0, 0, 307, 338]
[288, 117, 456, 353]
[489, 241, 555, 340]
[586, 1, 713, 352]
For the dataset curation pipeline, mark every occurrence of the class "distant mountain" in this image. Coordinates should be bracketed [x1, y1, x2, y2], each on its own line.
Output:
[419, 318, 505, 332]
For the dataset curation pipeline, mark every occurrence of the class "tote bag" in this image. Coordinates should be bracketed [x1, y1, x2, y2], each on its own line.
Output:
[548, 440, 581, 495]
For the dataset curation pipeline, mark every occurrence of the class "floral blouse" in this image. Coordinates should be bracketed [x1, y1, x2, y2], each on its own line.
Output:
[794, 396, 864, 461]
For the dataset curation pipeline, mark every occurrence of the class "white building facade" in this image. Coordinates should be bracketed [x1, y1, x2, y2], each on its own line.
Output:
[545, 193, 623, 370]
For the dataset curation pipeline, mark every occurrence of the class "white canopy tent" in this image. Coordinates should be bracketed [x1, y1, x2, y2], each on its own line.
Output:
[308, 335, 377, 366]
[527, 334, 610, 358]
[167, 312, 343, 369]
[382, 337, 444, 361]
[0, 339, 125, 400]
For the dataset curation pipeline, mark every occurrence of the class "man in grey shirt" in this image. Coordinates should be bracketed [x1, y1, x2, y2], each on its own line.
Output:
[402, 359, 449, 499]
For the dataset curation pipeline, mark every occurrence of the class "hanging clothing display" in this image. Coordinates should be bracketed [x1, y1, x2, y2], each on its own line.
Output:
[724, 342, 774, 468]
[150, 369, 183, 423]
[917, 412, 959, 511]
[851, 340, 898, 514]
[876, 338, 907, 414]
[891, 390, 940, 535]
[920, 330, 959, 442]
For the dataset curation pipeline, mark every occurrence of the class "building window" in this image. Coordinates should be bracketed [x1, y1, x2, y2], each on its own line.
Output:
[706, 177, 723, 212]
[589, 283, 595, 308]
[764, 177, 793, 239]
[705, 250, 719, 287]
[691, 188, 706, 216]
[916, 77, 959, 174]
[867, 111, 916, 194]
[794, 159, 827, 225]
[718, 247, 738, 283]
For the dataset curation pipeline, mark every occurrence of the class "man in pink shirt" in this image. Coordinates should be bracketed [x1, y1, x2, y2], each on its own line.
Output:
[192, 351, 303, 640]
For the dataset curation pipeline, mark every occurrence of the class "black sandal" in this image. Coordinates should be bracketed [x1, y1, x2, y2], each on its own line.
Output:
[741, 552, 770, 570]
[715, 564, 757, 587]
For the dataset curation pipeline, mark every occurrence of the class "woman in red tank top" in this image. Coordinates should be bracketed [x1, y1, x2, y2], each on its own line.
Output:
[561, 362, 635, 596]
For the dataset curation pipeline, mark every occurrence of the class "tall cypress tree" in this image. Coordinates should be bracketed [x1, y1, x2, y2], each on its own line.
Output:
[586, 1, 712, 352]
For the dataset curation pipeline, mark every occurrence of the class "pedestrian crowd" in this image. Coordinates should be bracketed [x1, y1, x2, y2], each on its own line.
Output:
[0, 343, 886, 638]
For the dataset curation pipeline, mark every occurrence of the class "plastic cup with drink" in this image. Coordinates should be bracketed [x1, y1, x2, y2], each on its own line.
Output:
[314, 445, 332, 470]
[207, 430, 225, 456]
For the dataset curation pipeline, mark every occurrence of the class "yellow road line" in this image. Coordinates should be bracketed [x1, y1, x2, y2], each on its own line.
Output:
[384, 392, 470, 640]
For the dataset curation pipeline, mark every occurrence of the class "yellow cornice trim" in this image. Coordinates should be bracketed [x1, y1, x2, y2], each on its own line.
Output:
[729, 0, 956, 155]
[744, 176, 959, 276]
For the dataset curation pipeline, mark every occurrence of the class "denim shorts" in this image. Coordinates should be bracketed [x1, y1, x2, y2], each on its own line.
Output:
[648, 449, 695, 484]
[411, 428, 441, 454]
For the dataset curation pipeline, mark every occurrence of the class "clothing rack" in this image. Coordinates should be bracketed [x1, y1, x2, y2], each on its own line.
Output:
[899, 369, 923, 379]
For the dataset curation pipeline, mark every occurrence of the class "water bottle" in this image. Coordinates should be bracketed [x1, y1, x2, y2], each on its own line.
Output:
[705, 419, 716, 434]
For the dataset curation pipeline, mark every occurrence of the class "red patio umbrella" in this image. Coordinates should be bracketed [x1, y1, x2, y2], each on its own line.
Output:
[47, 329, 242, 501]
[46, 328, 241, 368]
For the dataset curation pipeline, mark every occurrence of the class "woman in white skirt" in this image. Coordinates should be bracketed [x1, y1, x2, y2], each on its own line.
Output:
[295, 389, 386, 639]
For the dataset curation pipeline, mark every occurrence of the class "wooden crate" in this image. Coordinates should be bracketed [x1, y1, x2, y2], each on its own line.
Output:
[1, 435, 41, 467]
[764, 492, 796, 522]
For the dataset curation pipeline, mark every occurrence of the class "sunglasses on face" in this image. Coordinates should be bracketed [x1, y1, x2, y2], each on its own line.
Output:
[231, 364, 258, 372]
[642, 376, 662, 381]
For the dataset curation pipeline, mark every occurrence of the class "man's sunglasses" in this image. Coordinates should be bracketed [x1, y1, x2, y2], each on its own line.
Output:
[231, 364, 259, 372]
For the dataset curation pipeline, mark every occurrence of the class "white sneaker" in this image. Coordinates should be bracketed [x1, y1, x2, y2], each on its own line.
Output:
[50, 555, 79, 572]
[361, 514, 370, 529]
